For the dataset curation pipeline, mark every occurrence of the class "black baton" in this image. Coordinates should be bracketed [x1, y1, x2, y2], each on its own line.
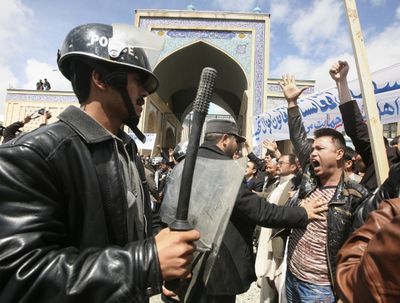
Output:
[170, 67, 217, 231]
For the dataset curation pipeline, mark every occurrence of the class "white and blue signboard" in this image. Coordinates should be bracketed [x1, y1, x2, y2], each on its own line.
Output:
[253, 63, 400, 144]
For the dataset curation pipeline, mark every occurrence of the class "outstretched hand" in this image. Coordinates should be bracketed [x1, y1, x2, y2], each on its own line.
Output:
[24, 114, 33, 124]
[44, 111, 52, 120]
[279, 74, 308, 107]
[300, 196, 328, 221]
[263, 139, 277, 153]
[329, 60, 349, 82]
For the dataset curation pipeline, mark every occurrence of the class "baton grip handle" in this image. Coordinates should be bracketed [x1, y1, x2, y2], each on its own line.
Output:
[169, 219, 193, 231]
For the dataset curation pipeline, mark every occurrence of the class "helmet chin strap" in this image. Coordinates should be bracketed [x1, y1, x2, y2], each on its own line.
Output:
[103, 72, 146, 143]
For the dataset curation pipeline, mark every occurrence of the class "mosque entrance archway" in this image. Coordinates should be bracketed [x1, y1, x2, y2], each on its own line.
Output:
[146, 40, 249, 146]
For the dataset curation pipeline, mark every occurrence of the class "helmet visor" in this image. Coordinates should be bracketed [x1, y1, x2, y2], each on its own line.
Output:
[109, 24, 165, 71]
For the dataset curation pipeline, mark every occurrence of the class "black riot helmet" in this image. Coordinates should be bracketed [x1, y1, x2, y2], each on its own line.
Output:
[173, 140, 189, 163]
[57, 23, 164, 132]
[58, 23, 164, 94]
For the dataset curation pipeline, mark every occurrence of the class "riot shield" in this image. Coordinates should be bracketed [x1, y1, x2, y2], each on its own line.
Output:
[160, 156, 247, 302]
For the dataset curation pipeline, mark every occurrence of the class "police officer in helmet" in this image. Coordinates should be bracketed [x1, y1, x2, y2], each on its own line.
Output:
[0, 23, 199, 302]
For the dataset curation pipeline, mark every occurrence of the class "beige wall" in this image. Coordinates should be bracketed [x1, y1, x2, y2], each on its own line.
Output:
[3, 89, 183, 150]
[4, 89, 78, 133]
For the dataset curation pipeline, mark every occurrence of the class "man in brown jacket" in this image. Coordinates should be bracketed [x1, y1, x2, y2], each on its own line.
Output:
[336, 198, 400, 303]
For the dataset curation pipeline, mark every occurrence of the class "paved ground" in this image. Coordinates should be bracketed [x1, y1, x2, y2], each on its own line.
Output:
[150, 281, 260, 303]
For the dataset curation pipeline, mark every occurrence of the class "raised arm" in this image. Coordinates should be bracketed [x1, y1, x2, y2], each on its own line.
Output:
[331, 61, 400, 166]
[330, 61, 370, 142]
[263, 139, 282, 159]
[329, 60, 352, 104]
[279, 74, 313, 169]
[244, 141, 266, 171]
[2, 114, 33, 143]
[330, 61, 387, 190]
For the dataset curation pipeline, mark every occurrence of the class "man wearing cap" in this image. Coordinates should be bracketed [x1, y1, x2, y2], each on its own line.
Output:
[192, 119, 328, 303]
[0, 23, 199, 302]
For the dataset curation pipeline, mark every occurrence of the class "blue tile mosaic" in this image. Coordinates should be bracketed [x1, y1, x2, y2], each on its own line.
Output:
[139, 16, 267, 116]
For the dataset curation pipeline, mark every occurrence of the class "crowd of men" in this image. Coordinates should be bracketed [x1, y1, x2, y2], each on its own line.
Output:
[0, 21, 399, 303]
[138, 61, 400, 302]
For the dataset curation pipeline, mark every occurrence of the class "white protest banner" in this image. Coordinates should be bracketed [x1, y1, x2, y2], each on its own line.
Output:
[128, 132, 157, 150]
[253, 63, 400, 145]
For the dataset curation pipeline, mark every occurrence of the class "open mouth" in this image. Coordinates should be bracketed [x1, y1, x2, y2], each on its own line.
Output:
[311, 159, 320, 168]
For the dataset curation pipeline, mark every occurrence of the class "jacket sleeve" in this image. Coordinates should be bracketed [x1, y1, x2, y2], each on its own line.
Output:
[336, 199, 400, 303]
[248, 151, 266, 171]
[352, 162, 400, 231]
[0, 145, 162, 302]
[232, 183, 308, 229]
[287, 106, 313, 170]
[252, 177, 265, 192]
[340, 100, 374, 166]
[339, 101, 400, 173]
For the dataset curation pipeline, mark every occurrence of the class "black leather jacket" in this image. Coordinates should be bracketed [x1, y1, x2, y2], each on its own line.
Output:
[0, 106, 162, 302]
[287, 106, 399, 288]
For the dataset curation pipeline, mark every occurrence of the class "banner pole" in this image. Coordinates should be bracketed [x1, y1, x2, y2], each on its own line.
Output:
[343, 0, 389, 185]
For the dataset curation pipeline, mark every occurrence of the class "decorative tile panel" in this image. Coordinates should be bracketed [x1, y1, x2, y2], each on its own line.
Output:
[6, 92, 78, 103]
[139, 16, 267, 116]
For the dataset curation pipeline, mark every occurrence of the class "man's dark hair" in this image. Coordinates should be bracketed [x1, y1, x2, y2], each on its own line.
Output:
[344, 146, 356, 170]
[204, 133, 225, 144]
[0, 125, 4, 137]
[390, 135, 400, 146]
[344, 146, 356, 161]
[314, 128, 346, 150]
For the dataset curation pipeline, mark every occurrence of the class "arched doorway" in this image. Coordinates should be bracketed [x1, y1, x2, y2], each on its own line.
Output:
[150, 41, 248, 143]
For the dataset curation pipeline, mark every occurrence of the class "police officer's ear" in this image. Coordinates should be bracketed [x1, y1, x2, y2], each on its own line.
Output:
[91, 69, 108, 90]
